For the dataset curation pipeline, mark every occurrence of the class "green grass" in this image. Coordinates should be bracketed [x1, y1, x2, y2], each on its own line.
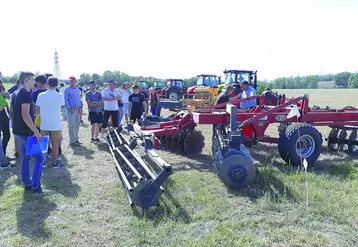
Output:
[1, 90, 358, 246]
[2, 82, 15, 90]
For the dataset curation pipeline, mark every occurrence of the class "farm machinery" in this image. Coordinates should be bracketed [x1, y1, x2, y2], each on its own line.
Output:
[105, 126, 173, 209]
[130, 93, 358, 190]
[183, 74, 221, 109]
[152, 69, 261, 115]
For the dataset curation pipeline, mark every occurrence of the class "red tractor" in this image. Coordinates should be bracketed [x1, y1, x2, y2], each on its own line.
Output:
[157, 79, 188, 101]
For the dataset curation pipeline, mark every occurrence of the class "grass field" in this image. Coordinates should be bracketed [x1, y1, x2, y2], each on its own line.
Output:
[0, 89, 358, 246]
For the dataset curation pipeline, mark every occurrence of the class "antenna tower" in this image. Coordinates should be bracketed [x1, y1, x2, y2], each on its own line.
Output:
[54, 49, 61, 79]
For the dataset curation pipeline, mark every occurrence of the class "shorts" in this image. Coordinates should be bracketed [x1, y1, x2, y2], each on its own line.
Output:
[40, 130, 63, 140]
[130, 114, 142, 123]
[89, 112, 103, 125]
[122, 103, 128, 114]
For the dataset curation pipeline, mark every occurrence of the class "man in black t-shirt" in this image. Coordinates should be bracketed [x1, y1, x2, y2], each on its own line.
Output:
[128, 85, 147, 124]
[11, 71, 48, 194]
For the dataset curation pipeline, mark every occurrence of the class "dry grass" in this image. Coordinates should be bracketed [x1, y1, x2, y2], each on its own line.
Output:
[0, 89, 358, 246]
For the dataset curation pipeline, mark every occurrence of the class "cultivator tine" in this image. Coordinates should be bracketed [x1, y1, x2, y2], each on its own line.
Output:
[105, 128, 173, 210]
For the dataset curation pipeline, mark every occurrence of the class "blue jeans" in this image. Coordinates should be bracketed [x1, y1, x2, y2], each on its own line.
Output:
[0, 136, 7, 164]
[15, 135, 44, 190]
[118, 107, 124, 126]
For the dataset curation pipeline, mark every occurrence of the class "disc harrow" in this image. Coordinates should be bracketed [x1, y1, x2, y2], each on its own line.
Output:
[106, 128, 173, 210]
[326, 126, 358, 155]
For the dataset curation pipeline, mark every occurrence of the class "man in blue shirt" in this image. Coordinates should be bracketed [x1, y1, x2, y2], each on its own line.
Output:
[239, 80, 257, 109]
[64, 76, 82, 146]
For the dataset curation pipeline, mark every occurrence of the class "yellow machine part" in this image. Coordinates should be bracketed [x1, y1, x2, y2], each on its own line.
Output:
[183, 86, 220, 109]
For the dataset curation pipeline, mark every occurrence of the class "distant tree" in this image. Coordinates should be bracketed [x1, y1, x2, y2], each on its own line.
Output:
[334, 72, 351, 87]
[78, 73, 91, 86]
[348, 73, 358, 88]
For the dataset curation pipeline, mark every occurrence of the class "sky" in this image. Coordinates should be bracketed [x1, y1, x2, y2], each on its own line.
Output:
[0, 0, 357, 81]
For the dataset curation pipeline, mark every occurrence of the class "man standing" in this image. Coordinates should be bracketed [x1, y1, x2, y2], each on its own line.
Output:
[102, 80, 121, 132]
[128, 85, 147, 123]
[85, 81, 103, 142]
[36, 77, 64, 168]
[58, 82, 67, 120]
[238, 80, 257, 109]
[64, 76, 82, 147]
[138, 84, 149, 114]
[215, 85, 235, 105]
[118, 82, 130, 124]
[32, 75, 47, 104]
[11, 72, 47, 194]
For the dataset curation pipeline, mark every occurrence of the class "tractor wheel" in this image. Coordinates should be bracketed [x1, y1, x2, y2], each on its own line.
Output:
[278, 123, 322, 167]
[184, 130, 205, 156]
[166, 90, 179, 101]
[278, 123, 291, 136]
[218, 154, 255, 189]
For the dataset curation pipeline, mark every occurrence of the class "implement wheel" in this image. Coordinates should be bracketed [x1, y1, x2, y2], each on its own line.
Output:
[278, 123, 322, 167]
[218, 154, 255, 189]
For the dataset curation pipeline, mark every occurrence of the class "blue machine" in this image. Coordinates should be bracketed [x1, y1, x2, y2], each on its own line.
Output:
[154, 100, 183, 116]
[106, 127, 173, 210]
[211, 104, 256, 189]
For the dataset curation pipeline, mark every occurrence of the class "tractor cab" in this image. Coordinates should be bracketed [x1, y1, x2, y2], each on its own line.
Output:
[221, 70, 257, 95]
[160, 79, 186, 101]
[196, 74, 220, 87]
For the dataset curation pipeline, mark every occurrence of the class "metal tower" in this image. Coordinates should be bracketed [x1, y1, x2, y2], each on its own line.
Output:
[54, 49, 61, 79]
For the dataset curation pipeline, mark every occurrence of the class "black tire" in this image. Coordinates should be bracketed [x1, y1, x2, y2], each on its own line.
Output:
[166, 90, 179, 101]
[278, 123, 322, 167]
[218, 154, 255, 189]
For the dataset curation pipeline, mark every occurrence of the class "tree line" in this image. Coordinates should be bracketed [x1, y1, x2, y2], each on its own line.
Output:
[260, 71, 358, 89]
[2, 70, 358, 89]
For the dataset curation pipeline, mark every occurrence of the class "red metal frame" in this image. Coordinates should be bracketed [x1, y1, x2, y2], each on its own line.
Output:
[133, 94, 358, 148]
[192, 95, 358, 143]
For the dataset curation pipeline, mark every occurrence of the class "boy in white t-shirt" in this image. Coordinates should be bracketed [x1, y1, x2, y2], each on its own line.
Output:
[36, 77, 65, 168]
[119, 82, 130, 124]
[101, 80, 121, 132]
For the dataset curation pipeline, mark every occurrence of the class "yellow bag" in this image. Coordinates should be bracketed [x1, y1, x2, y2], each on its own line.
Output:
[35, 115, 41, 127]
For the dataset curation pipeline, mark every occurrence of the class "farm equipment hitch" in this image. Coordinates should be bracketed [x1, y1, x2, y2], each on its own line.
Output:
[106, 128, 173, 210]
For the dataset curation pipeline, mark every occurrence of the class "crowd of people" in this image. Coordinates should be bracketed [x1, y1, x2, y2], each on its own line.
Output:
[0, 71, 255, 195]
[0, 72, 156, 194]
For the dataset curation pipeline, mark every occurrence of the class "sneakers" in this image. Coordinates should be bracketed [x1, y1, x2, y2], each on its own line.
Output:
[24, 186, 32, 192]
[52, 162, 64, 169]
[32, 187, 52, 195]
[0, 162, 11, 170]
[91, 138, 100, 143]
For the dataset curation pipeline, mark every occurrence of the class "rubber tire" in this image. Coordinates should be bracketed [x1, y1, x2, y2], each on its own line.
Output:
[166, 90, 179, 101]
[218, 154, 255, 189]
[278, 123, 322, 167]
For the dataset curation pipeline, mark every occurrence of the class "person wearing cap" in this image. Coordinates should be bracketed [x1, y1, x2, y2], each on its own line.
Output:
[101, 80, 121, 132]
[86, 81, 103, 142]
[238, 80, 257, 109]
[64, 76, 82, 147]
[215, 85, 235, 105]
